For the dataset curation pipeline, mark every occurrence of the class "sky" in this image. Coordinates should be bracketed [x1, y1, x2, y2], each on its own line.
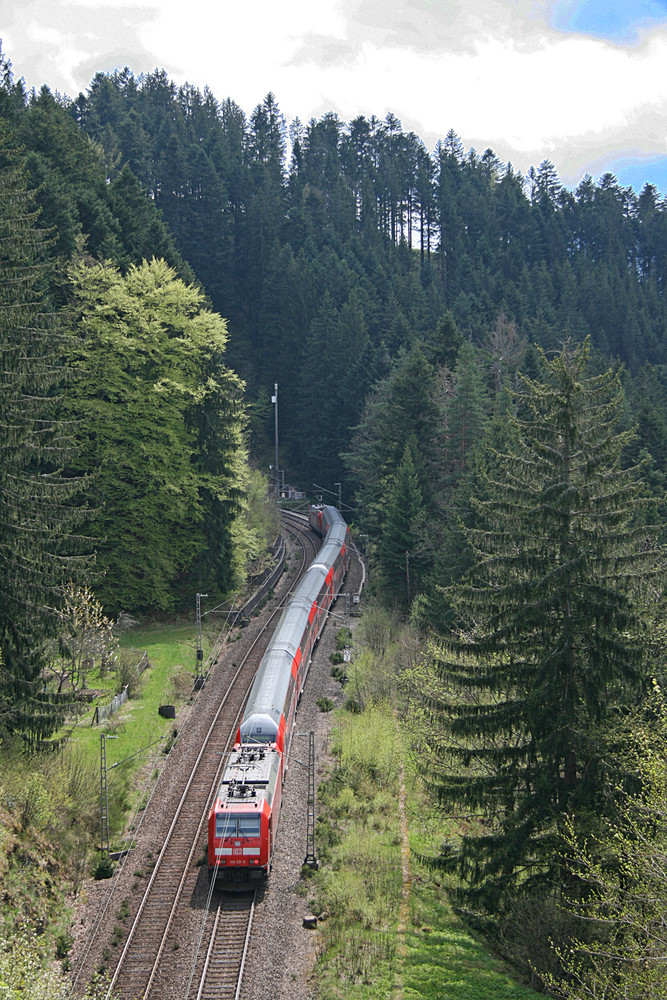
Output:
[3, 0, 667, 195]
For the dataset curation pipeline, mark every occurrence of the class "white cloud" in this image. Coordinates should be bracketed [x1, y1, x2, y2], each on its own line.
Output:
[4, 0, 667, 187]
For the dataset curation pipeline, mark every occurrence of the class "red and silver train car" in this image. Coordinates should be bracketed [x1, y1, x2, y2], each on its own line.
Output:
[208, 505, 349, 883]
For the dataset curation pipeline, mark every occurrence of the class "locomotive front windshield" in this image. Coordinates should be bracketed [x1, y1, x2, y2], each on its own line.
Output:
[215, 812, 261, 838]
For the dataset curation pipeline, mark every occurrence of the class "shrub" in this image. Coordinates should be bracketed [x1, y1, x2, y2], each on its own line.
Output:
[335, 628, 352, 650]
[55, 932, 73, 959]
[93, 856, 114, 880]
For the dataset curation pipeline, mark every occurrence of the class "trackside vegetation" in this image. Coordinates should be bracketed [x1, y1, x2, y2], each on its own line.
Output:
[308, 701, 543, 1000]
[0, 617, 219, 993]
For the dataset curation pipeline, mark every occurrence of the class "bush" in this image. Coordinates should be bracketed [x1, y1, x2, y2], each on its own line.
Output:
[331, 703, 400, 788]
[335, 628, 352, 650]
[0, 930, 71, 999]
[55, 932, 73, 959]
[93, 856, 114, 880]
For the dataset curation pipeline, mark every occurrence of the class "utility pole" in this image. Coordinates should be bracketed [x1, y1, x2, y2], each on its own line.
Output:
[100, 734, 110, 860]
[195, 592, 209, 690]
[405, 550, 411, 604]
[334, 481, 342, 510]
[272, 382, 279, 498]
[304, 730, 318, 870]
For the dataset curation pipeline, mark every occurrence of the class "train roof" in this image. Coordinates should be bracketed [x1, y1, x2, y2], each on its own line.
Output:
[240, 647, 292, 734]
[240, 506, 349, 735]
[316, 505, 348, 539]
[216, 745, 280, 809]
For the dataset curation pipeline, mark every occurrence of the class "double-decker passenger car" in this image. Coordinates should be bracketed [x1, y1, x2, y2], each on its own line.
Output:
[208, 505, 349, 883]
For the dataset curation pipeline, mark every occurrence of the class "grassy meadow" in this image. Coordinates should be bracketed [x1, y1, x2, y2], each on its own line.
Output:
[307, 700, 543, 1000]
[72, 620, 206, 768]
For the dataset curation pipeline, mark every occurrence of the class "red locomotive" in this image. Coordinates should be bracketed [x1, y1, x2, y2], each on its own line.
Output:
[208, 505, 349, 883]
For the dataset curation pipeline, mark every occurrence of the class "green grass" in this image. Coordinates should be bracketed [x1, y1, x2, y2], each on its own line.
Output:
[309, 704, 543, 1000]
[72, 620, 211, 765]
[62, 617, 219, 847]
[402, 876, 541, 1000]
[401, 737, 542, 1000]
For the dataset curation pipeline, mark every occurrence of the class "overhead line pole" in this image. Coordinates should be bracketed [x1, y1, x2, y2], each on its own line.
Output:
[272, 382, 279, 498]
[304, 730, 318, 869]
[195, 592, 209, 690]
[100, 734, 110, 860]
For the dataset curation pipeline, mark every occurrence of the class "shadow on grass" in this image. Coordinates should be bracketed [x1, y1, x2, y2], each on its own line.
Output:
[402, 878, 542, 1000]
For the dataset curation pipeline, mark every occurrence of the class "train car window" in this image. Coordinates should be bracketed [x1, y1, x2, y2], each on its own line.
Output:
[283, 675, 295, 718]
[238, 816, 261, 837]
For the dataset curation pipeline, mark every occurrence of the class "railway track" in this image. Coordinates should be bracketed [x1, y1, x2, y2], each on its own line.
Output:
[188, 891, 255, 1000]
[70, 513, 319, 1000]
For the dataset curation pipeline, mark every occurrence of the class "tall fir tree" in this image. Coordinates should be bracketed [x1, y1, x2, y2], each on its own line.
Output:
[415, 339, 663, 909]
[445, 340, 488, 481]
[345, 343, 442, 537]
[379, 439, 427, 608]
[0, 120, 90, 741]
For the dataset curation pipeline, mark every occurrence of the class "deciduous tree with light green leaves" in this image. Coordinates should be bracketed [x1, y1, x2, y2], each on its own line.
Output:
[545, 685, 667, 1000]
[65, 256, 246, 611]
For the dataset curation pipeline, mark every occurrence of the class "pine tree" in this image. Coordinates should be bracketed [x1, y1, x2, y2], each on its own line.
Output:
[0, 120, 90, 741]
[379, 440, 427, 608]
[445, 340, 488, 480]
[418, 339, 663, 907]
[345, 343, 442, 537]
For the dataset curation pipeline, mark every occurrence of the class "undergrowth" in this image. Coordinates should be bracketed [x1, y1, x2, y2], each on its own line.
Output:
[308, 703, 402, 998]
[0, 616, 212, 995]
[307, 701, 544, 1000]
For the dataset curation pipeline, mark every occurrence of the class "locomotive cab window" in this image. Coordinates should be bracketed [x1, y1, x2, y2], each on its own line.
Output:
[215, 813, 236, 838]
[238, 815, 261, 837]
[216, 812, 261, 838]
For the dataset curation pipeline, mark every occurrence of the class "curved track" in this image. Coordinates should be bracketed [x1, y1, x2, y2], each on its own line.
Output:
[69, 514, 319, 1000]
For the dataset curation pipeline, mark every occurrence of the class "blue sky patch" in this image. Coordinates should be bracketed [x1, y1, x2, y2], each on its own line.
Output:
[573, 155, 667, 197]
[552, 0, 667, 43]
[600, 155, 667, 197]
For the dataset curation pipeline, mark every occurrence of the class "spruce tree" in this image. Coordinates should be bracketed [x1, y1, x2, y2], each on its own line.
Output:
[345, 343, 442, 537]
[379, 440, 427, 608]
[419, 339, 663, 907]
[445, 340, 488, 480]
[0, 120, 90, 741]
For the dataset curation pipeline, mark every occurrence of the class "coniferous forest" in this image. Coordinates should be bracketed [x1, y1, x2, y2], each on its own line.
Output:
[0, 46, 666, 999]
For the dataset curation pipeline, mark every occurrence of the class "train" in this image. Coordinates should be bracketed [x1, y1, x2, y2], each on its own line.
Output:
[207, 504, 350, 884]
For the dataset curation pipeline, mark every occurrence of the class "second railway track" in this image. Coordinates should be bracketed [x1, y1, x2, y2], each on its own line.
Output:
[70, 513, 320, 1000]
